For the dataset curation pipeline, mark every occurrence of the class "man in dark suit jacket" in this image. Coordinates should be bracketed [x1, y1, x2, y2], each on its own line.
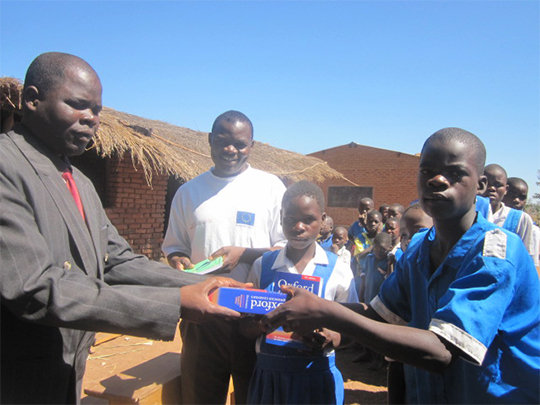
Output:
[0, 52, 246, 404]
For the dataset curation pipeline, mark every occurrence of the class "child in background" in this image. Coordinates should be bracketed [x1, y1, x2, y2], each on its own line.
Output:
[388, 203, 405, 221]
[399, 203, 433, 252]
[483, 164, 538, 266]
[384, 217, 403, 267]
[264, 128, 539, 403]
[503, 177, 528, 211]
[502, 177, 540, 269]
[317, 216, 334, 251]
[330, 226, 352, 266]
[245, 181, 357, 404]
[351, 209, 383, 264]
[356, 232, 392, 306]
[348, 197, 374, 249]
[379, 203, 390, 224]
[356, 232, 393, 370]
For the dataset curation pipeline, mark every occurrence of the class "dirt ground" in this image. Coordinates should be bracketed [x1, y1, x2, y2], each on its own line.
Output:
[82, 333, 388, 405]
[336, 346, 388, 405]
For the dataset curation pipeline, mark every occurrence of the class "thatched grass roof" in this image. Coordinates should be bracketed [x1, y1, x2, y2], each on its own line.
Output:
[0, 77, 23, 112]
[1, 76, 353, 186]
[94, 107, 354, 185]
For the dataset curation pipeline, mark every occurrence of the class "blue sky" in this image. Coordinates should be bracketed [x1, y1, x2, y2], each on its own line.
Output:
[2, 0, 539, 197]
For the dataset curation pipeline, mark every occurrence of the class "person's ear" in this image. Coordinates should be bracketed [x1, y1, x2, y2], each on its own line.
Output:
[208, 132, 213, 146]
[23, 86, 40, 112]
[250, 140, 255, 148]
[321, 212, 327, 223]
[477, 174, 488, 195]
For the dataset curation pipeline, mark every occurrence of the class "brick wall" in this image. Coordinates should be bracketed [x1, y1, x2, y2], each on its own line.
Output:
[104, 155, 168, 261]
[309, 143, 420, 228]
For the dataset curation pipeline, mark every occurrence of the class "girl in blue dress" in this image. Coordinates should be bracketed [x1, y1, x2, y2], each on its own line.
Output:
[244, 181, 358, 404]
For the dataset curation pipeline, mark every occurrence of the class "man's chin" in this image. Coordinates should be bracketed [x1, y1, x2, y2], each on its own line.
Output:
[65, 145, 88, 157]
[214, 163, 248, 177]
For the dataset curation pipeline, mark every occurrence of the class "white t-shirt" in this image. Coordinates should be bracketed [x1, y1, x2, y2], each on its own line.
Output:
[247, 244, 359, 304]
[162, 165, 286, 280]
[532, 224, 540, 267]
[335, 245, 352, 267]
[488, 203, 538, 266]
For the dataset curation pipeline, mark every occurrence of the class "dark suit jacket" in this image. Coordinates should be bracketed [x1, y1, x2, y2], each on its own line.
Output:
[0, 126, 204, 404]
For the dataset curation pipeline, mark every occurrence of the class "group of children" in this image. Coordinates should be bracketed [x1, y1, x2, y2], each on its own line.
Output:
[239, 127, 538, 404]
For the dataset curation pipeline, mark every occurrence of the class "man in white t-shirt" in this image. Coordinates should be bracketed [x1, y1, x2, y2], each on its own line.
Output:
[162, 110, 286, 404]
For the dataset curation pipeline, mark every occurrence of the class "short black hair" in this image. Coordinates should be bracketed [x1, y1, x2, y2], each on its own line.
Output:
[507, 177, 528, 191]
[23, 52, 96, 98]
[374, 232, 392, 246]
[282, 180, 325, 211]
[403, 202, 424, 216]
[211, 110, 254, 138]
[367, 209, 382, 221]
[358, 197, 374, 206]
[484, 163, 508, 180]
[385, 217, 399, 227]
[422, 127, 486, 175]
[334, 225, 348, 234]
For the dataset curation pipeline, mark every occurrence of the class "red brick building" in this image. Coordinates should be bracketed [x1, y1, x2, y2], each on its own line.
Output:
[71, 149, 169, 261]
[308, 142, 420, 227]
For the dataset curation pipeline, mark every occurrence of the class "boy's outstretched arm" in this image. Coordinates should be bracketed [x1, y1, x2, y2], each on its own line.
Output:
[264, 286, 455, 373]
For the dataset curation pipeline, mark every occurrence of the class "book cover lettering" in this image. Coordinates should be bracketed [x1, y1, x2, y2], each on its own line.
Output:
[266, 272, 321, 348]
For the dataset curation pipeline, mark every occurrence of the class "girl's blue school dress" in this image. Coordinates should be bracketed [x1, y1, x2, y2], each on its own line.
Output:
[247, 249, 345, 405]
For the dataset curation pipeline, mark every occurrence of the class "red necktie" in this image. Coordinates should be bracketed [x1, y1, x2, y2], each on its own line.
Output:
[62, 170, 86, 221]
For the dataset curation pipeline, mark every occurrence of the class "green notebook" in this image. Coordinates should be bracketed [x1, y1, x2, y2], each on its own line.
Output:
[184, 256, 224, 275]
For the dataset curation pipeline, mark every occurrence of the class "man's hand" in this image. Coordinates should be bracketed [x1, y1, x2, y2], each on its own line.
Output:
[209, 246, 247, 271]
[180, 277, 252, 323]
[168, 254, 193, 271]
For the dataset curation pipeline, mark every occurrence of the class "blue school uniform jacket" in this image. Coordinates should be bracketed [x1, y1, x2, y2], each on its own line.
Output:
[371, 214, 539, 404]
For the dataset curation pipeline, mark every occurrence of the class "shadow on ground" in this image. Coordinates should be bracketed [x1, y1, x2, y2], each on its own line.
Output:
[336, 347, 388, 405]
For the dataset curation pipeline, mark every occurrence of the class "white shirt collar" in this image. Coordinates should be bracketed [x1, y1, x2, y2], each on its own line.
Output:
[272, 243, 329, 270]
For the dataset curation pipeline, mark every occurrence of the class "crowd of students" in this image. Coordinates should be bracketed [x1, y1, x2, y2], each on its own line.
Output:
[329, 170, 540, 311]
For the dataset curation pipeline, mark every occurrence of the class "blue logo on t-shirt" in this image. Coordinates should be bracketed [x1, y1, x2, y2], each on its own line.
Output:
[236, 211, 255, 226]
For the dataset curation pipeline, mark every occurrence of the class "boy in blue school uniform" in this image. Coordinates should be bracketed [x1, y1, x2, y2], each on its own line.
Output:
[503, 176, 529, 211]
[356, 232, 392, 304]
[503, 177, 540, 266]
[351, 209, 383, 261]
[384, 217, 403, 266]
[244, 181, 358, 404]
[356, 232, 393, 370]
[348, 197, 374, 250]
[482, 163, 538, 266]
[317, 215, 334, 251]
[264, 127, 540, 404]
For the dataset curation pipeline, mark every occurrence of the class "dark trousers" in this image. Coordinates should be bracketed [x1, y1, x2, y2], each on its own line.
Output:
[180, 319, 257, 404]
